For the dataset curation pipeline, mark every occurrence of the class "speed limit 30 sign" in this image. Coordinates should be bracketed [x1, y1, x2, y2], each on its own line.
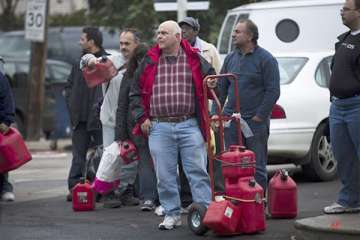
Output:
[25, 0, 47, 42]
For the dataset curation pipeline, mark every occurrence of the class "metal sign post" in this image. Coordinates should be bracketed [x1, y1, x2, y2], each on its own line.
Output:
[153, 0, 209, 21]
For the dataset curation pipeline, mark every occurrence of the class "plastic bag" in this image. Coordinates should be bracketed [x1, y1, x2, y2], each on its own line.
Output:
[92, 142, 121, 195]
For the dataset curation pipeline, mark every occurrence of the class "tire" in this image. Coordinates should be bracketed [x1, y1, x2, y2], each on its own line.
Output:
[303, 122, 337, 181]
[187, 203, 208, 236]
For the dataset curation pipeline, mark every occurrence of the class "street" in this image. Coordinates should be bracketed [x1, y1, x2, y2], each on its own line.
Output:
[0, 150, 341, 240]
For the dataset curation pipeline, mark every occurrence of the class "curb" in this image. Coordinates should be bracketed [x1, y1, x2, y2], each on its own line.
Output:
[294, 214, 360, 240]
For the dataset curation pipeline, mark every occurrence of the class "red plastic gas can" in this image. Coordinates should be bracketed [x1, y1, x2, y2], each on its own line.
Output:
[220, 145, 256, 180]
[72, 179, 95, 211]
[268, 169, 297, 218]
[0, 127, 32, 173]
[82, 60, 115, 88]
[203, 200, 241, 235]
[234, 177, 266, 234]
[119, 140, 140, 164]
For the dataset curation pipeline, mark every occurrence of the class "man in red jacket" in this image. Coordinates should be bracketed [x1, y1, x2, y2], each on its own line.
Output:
[130, 20, 217, 230]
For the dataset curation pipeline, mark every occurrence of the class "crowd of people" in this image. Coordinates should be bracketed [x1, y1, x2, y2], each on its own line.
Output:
[1, 0, 360, 231]
[63, 17, 280, 230]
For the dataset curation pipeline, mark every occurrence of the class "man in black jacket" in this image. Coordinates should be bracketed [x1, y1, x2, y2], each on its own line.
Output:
[0, 67, 16, 202]
[64, 27, 105, 201]
[324, 0, 360, 214]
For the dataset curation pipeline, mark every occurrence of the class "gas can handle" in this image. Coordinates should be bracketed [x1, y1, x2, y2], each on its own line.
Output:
[280, 169, 289, 181]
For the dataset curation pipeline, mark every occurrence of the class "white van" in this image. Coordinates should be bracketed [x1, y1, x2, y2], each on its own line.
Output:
[217, 0, 346, 59]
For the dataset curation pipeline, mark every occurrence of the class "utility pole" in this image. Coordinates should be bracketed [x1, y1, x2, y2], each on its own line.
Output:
[177, 0, 187, 21]
[25, 0, 49, 140]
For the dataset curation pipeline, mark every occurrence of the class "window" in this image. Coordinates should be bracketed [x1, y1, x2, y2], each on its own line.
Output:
[219, 14, 237, 54]
[275, 19, 300, 43]
[0, 35, 31, 57]
[49, 63, 71, 83]
[276, 57, 308, 84]
[315, 56, 333, 88]
[4, 62, 17, 87]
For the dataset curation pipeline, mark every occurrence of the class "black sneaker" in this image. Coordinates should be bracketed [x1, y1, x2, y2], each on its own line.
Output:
[141, 200, 155, 211]
[66, 191, 72, 202]
[120, 185, 140, 206]
[103, 193, 122, 209]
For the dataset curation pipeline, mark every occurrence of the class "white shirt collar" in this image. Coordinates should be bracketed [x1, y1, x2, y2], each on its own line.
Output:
[350, 29, 360, 35]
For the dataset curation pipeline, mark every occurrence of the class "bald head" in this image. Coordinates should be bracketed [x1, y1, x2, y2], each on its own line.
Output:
[156, 20, 182, 55]
[159, 20, 182, 37]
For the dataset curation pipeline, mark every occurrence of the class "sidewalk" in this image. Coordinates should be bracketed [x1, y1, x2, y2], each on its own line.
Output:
[295, 213, 360, 240]
[26, 138, 72, 152]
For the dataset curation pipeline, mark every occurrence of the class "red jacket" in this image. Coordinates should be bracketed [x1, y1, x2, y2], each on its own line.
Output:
[130, 40, 215, 141]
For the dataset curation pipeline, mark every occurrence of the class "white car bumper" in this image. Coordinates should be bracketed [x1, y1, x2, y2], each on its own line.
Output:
[268, 127, 315, 158]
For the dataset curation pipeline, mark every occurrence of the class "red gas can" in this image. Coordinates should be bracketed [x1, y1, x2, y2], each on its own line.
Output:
[220, 145, 256, 181]
[119, 140, 140, 164]
[203, 200, 241, 235]
[0, 127, 32, 173]
[82, 59, 115, 88]
[268, 169, 297, 218]
[232, 177, 266, 234]
[72, 179, 95, 211]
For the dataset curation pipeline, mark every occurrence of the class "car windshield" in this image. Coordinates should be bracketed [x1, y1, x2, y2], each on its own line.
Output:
[0, 35, 31, 57]
[276, 57, 308, 84]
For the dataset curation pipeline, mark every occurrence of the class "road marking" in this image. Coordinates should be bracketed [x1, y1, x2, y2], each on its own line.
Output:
[30, 151, 69, 158]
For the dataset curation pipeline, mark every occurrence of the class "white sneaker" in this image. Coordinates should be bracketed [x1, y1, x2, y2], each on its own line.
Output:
[158, 215, 182, 230]
[154, 205, 165, 216]
[180, 205, 191, 214]
[2, 192, 15, 202]
[323, 203, 360, 214]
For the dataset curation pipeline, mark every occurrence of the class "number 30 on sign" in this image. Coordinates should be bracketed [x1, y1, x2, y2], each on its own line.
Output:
[25, 0, 47, 42]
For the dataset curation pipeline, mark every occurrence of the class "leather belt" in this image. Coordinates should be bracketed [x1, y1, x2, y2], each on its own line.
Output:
[150, 114, 195, 123]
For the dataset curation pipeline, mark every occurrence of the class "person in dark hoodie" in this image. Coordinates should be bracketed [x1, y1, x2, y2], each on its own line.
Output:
[115, 43, 158, 211]
[64, 27, 106, 201]
[0, 60, 16, 202]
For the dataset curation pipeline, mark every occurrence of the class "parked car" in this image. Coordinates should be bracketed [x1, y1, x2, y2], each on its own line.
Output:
[269, 51, 335, 181]
[3, 57, 72, 141]
[0, 26, 120, 65]
[217, 0, 345, 60]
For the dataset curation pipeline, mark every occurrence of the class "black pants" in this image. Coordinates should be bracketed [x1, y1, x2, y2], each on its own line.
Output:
[67, 122, 102, 190]
[0, 173, 13, 193]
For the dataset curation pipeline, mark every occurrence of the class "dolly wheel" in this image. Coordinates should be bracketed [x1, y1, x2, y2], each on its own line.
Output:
[187, 203, 208, 235]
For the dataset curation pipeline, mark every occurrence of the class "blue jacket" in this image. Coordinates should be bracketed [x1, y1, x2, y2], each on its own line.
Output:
[215, 46, 280, 120]
[0, 72, 15, 126]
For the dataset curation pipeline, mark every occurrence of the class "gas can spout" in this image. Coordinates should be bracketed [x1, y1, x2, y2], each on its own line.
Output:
[280, 169, 289, 181]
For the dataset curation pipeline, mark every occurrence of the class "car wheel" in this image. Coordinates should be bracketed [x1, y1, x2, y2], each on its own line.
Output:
[187, 203, 208, 236]
[303, 122, 337, 181]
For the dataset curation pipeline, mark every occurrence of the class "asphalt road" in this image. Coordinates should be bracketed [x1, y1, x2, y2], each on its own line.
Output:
[0, 151, 340, 240]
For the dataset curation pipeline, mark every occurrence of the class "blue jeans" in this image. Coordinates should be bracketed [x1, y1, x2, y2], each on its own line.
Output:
[330, 95, 360, 208]
[224, 118, 269, 191]
[102, 125, 138, 194]
[148, 118, 211, 216]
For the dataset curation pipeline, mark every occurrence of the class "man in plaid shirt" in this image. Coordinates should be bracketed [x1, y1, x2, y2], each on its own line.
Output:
[130, 20, 217, 230]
